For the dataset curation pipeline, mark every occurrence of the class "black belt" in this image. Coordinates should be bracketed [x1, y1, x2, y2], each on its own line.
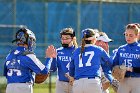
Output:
[76, 77, 99, 80]
[59, 80, 69, 82]
[125, 74, 140, 78]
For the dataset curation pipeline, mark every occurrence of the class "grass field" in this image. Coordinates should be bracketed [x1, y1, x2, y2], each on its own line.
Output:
[0, 76, 115, 93]
[34, 83, 115, 93]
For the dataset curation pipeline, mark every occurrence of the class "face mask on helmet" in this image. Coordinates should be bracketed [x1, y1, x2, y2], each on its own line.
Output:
[12, 28, 36, 52]
[60, 28, 75, 48]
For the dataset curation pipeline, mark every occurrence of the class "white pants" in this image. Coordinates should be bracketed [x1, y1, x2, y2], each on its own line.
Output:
[56, 80, 73, 93]
[6, 83, 33, 93]
[118, 77, 140, 93]
[73, 78, 102, 93]
[103, 89, 109, 93]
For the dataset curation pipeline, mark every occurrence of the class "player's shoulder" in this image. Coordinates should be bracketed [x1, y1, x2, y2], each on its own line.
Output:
[56, 47, 63, 51]
[75, 47, 81, 51]
[26, 53, 36, 58]
[138, 43, 140, 47]
[117, 44, 131, 52]
[94, 45, 103, 50]
[25, 53, 38, 62]
[118, 44, 127, 49]
[90, 45, 105, 52]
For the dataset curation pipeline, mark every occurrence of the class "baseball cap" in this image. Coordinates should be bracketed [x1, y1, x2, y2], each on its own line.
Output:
[97, 32, 113, 42]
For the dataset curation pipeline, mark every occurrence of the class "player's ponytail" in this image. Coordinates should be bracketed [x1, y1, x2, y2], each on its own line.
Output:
[73, 36, 78, 48]
[80, 34, 86, 59]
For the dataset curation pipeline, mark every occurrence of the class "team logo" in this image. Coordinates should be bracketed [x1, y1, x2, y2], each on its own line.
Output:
[11, 59, 16, 66]
[14, 50, 20, 54]
[57, 52, 64, 54]
[120, 48, 125, 51]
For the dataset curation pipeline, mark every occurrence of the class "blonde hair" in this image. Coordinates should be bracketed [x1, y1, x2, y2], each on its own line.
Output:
[126, 24, 140, 35]
[73, 37, 78, 48]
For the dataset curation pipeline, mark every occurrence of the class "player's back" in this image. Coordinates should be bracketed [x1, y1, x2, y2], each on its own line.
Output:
[4, 46, 44, 84]
[72, 44, 110, 79]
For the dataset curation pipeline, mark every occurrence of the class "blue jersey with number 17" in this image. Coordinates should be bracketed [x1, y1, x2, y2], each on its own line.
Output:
[69, 44, 112, 80]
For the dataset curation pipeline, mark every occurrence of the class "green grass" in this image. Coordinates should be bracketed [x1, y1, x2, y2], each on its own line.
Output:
[0, 83, 115, 93]
[34, 83, 56, 93]
[0, 76, 115, 93]
[33, 83, 115, 93]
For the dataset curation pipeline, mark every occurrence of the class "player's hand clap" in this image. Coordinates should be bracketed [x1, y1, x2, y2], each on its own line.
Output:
[46, 45, 57, 58]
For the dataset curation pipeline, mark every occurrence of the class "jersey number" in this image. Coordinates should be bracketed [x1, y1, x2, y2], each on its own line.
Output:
[79, 51, 94, 67]
[124, 59, 132, 67]
[7, 69, 21, 76]
[6, 60, 22, 76]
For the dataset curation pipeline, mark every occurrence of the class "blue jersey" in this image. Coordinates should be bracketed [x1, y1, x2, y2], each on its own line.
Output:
[102, 48, 118, 82]
[3, 46, 49, 84]
[113, 42, 140, 77]
[101, 60, 113, 82]
[46, 46, 76, 82]
[69, 44, 112, 80]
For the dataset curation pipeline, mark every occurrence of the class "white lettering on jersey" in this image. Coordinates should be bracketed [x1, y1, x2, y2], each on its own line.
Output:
[120, 53, 140, 59]
[58, 56, 71, 62]
[66, 62, 70, 70]
[7, 60, 22, 76]
[14, 50, 20, 54]
[26, 54, 45, 71]
[78, 51, 94, 67]
[7, 69, 22, 76]
[6, 61, 10, 66]
[124, 59, 132, 67]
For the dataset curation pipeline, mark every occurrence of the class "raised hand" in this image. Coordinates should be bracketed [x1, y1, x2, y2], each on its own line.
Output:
[46, 45, 57, 58]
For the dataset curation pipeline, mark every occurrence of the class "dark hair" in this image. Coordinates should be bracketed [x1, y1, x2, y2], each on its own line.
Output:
[60, 28, 75, 37]
[80, 28, 96, 58]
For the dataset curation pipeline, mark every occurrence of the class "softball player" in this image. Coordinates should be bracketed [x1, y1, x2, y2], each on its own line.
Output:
[95, 31, 113, 93]
[69, 28, 113, 93]
[113, 23, 140, 93]
[3, 28, 50, 93]
[46, 28, 78, 93]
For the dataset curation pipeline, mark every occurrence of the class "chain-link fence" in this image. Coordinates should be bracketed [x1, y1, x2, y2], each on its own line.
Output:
[0, 0, 140, 93]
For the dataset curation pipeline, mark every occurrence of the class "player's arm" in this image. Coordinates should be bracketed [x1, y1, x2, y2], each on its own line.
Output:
[101, 63, 113, 83]
[69, 58, 75, 77]
[101, 49, 113, 66]
[112, 49, 120, 66]
[24, 54, 50, 84]
[25, 54, 49, 74]
[46, 58, 57, 72]
[45, 45, 57, 72]
[3, 61, 8, 76]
